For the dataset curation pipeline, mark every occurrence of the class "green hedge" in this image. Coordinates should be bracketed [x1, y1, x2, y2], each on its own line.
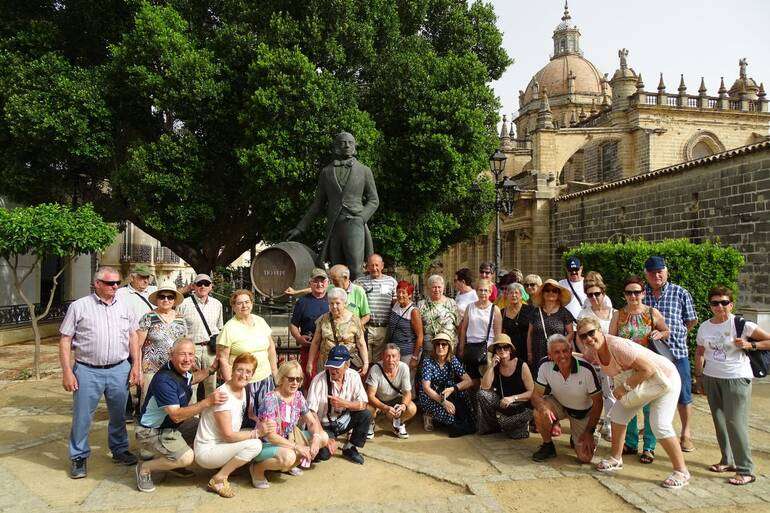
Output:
[566, 239, 745, 357]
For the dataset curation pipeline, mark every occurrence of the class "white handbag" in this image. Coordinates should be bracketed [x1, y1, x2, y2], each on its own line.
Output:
[613, 368, 671, 410]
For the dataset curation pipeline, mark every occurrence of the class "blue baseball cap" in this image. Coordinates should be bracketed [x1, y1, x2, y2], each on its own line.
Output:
[645, 256, 666, 271]
[325, 345, 351, 368]
[566, 256, 581, 270]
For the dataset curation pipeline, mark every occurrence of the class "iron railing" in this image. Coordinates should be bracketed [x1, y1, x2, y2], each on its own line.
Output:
[0, 301, 72, 327]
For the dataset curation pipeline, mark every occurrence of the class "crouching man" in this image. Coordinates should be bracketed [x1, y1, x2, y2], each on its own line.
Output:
[366, 344, 417, 439]
[307, 345, 371, 464]
[134, 339, 225, 492]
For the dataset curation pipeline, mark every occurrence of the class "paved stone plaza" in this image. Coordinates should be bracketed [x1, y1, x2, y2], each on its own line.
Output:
[1, 368, 770, 513]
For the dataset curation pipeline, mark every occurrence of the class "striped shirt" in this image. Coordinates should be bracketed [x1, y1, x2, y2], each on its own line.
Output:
[115, 284, 156, 320]
[354, 274, 397, 325]
[59, 294, 139, 366]
[644, 282, 697, 360]
[177, 294, 224, 344]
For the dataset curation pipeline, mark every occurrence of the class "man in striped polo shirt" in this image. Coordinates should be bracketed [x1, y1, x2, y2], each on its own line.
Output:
[355, 254, 397, 362]
[59, 266, 142, 479]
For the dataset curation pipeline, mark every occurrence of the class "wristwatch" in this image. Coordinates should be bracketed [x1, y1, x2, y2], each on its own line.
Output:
[751, 341, 757, 351]
[622, 381, 633, 392]
[208, 367, 217, 376]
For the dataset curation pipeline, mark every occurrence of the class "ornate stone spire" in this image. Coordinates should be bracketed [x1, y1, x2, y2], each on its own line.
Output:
[657, 73, 666, 93]
[678, 74, 687, 95]
[759, 82, 767, 99]
[739, 58, 748, 80]
[536, 90, 554, 129]
[698, 77, 707, 96]
[578, 106, 587, 120]
[552, 0, 581, 58]
[590, 98, 598, 115]
[637, 74, 645, 91]
[499, 114, 510, 139]
[718, 77, 727, 98]
[509, 116, 516, 137]
[570, 109, 577, 126]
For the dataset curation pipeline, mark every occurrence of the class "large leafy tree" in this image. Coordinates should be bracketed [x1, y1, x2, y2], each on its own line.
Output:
[0, 0, 508, 272]
[0, 203, 117, 379]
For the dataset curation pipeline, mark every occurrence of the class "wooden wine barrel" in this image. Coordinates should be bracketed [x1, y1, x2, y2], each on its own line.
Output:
[250, 242, 318, 298]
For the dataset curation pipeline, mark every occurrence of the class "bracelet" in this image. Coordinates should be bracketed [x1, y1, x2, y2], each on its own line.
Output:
[513, 395, 518, 402]
[312, 433, 322, 439]
[208, 368, 217, 376]
[622, 381, 633, 392]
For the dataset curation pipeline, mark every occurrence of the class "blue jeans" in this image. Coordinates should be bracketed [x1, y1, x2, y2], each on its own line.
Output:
[625, 404, 656, 452]
[69, 360, 130, 460]
[672, 357, 693, 405]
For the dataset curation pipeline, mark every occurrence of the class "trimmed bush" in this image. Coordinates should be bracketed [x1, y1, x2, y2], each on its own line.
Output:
[566, 239, 745, 357]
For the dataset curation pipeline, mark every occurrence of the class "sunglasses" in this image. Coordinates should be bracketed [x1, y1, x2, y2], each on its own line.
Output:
[578, 329, 597, 340]
[285, 376, 303, 383]
[524, 283, 538, 287]
[196, 281, 212, 287]
[710, 300, 731, 307]
[434, 342, 450, 347]
[98, 279, 121, 287]
[586, 292, 603, 298]
[542, 288, 559, 294]
[157, 294, 176, 301]
[479, 270, 492, 275]
[624, 289, 643, 296]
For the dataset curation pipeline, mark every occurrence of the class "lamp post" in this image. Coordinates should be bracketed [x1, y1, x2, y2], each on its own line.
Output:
[489, 150, 520, 277]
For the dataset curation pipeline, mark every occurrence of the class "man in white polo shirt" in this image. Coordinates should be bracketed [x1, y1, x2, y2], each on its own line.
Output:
[531, 334, 602, 463]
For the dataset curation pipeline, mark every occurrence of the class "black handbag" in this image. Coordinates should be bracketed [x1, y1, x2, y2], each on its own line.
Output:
[735, 315, 769, 378]
[192, 297, 218, 353]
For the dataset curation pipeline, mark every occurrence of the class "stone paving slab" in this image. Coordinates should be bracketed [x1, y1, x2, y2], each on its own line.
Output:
[1, 378, 769, 513]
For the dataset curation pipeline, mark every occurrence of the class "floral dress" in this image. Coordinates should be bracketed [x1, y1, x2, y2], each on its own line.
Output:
[417, 297, 459, 351]
[258, 390, 309, 439]
[617, 307, 653, 347]
[139, 312, 188, 374]
[417, 355, 474, 426]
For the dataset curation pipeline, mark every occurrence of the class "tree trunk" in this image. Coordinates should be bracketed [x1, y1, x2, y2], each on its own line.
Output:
[29, 312, 41, 380]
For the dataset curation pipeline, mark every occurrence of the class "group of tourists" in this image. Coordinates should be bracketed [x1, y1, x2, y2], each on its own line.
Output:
[58, 253, 769, 498]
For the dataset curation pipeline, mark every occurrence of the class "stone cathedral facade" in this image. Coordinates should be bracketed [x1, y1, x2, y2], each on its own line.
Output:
[436, 2, 770, 314]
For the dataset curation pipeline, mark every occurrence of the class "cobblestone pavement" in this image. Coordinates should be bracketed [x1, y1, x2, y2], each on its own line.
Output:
[1, 377, 769, 513]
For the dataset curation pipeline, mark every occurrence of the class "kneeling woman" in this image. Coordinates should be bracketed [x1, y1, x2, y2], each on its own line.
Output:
[477, 334, 534, 439]
[194, 353, 273, 498]
[253, 360, 330, 488]
[417, 332, 475, 437]
[578, 317, 690, 489]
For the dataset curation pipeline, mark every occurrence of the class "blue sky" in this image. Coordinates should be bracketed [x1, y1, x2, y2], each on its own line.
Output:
[489, 0, 770, 126]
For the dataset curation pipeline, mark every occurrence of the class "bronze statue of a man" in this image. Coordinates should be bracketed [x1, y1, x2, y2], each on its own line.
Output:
[286, 132, 379, 279]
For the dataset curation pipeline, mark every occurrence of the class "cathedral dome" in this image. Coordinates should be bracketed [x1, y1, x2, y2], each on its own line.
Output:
[522, 54, 607, 106]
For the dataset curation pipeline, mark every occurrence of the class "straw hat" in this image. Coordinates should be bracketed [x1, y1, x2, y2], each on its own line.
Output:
[148, 281, 184, 306]
[531, 279, 572, 307]
[487, 333, 515, 353]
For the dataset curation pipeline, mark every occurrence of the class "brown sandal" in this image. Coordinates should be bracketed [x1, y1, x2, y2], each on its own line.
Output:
[640, 450, 654, 464]
[208, 478, 236, 498]
[728, 474, 756, 486]
[709, 463, 736, 473]
[622, 444, 638, 455]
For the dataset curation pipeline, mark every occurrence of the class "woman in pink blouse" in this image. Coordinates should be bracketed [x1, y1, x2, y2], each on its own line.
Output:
[578, 317, 690, 489]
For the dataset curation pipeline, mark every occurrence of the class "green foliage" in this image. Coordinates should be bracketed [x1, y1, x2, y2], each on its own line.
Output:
[0, 0, 510, 273]
[567, 239, 745, 356]
[0, 203, 117, 260]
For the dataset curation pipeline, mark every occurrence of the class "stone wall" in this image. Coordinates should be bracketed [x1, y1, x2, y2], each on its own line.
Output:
[550, 142, 770, 307]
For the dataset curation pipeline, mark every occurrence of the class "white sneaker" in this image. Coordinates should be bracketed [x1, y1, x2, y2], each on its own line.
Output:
[423, 414, 433, 432]
[366, 420, 375, 440]
[393, 419, 409, 439]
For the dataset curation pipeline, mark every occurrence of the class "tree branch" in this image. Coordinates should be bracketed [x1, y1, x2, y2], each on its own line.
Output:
[37, 256, 72, 321]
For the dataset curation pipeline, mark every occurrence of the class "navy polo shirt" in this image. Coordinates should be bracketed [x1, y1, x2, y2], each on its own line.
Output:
[139, 363, 192, 429]
[291, 293, 329, 337]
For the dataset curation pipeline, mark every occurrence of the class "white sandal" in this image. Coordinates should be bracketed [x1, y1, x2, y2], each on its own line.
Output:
[596, 456, 623, 472]
[662, 470, 690, 489]
[288, 467, 303, 476]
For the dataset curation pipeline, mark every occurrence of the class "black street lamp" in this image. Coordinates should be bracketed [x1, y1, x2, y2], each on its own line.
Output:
[489, 150, 520, 276]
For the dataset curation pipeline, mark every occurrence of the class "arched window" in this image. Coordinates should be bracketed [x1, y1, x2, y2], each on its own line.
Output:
[684, 131, 725, 161]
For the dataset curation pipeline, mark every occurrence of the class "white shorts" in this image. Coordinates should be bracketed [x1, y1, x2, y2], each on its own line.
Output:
[194, 439, 263, 469]
[608, 374, 681, 440]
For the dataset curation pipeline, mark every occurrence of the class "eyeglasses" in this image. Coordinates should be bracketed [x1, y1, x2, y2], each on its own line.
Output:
[285, 376, 303, 383]
[710, 300, 731, 307]
[157, 294, 176, 301]
[586, 292, 603, 298]
[542, 288, 559, 294]
[524, 283, 538, 287]
[98, 279, 121, 287]
[479, 270, 492, 275]
[195, 281, 211, 287]
[624, 289, 643, 296]
[235, 300, 252, 306]
[578, 329, 597, 340]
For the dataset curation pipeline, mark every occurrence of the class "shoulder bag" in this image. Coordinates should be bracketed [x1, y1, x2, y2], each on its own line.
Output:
[610, 340, 671, 410]
[192, 297, 218, 353]
[374, 362, 403, 397]
[735, 315, 769, 378]
[464, 303, 494, 370]
[133, 291, 155, 313]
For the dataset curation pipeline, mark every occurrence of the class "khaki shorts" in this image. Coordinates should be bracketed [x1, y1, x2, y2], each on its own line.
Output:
[543, 396, 591, 438]
[135, 426, 191, 461]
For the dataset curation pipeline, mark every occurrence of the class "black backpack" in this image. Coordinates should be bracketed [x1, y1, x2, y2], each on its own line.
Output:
[735, 315, 769, 379]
